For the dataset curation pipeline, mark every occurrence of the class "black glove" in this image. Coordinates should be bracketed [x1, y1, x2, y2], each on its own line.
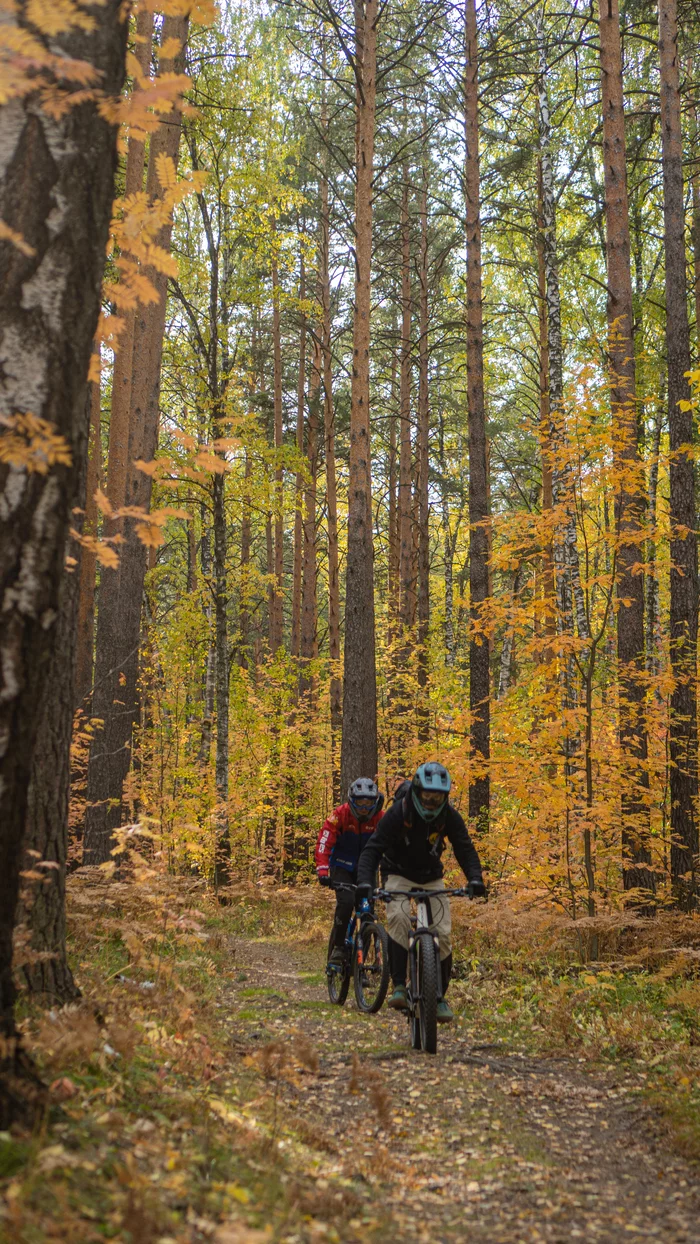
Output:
[355, 882, 373, 909]
[469, 879, 486, 898]
[317, 871, 332, 888]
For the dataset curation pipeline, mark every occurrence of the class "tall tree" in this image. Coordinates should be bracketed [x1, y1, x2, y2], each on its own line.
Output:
[597, 0, 652, 893]
[464, 0, 490, 829]
[340, 0, 379, 792]
[0, 0, 127, 1122]
[84, 17, 189, 865]
[658, 0, 698, 904]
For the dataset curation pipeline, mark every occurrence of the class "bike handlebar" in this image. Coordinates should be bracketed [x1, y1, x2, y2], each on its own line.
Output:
[373, 886, 480, 901]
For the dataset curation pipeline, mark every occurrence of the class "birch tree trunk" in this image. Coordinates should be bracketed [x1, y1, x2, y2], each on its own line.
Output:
[340, 0, 379, 793]
[658, 0, 698, 904]
[84, 17, 189, 865]
[598, 0, 652, 894]
[536, 161, 556, 660]
[465, 0, 490, 830]
[0, 0, 127, 1121]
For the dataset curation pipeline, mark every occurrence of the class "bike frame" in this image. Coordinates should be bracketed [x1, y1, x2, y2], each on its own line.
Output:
[375, 885, 475, 1008]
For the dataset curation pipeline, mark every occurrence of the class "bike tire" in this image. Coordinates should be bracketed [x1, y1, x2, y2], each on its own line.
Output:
[326, 928, 350, 1005]
[416, 932, 439, 1054]
[353, 921, 390, 1014]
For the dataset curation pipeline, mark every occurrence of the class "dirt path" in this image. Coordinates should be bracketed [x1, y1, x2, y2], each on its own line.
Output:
[225, 935, 699, 1244]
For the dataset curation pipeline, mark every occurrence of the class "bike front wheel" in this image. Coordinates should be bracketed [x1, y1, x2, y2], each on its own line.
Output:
[326, 929, 350, 1005]
[414, 932, 439, 1054]
[353, 920, 390, 1013]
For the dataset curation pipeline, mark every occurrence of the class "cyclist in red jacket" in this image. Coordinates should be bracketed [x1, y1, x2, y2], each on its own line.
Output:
[315, 778, 384, 966]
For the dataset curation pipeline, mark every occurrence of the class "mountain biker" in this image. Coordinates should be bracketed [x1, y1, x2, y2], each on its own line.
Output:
[315, 778, 384, 967]
[355, 762, 485, 1023]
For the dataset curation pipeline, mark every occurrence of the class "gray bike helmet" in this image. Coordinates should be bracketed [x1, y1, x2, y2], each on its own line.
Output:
[348, 777, 381, 822]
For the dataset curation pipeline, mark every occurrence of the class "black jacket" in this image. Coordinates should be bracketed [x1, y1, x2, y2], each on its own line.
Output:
[356, 795, 483, 887]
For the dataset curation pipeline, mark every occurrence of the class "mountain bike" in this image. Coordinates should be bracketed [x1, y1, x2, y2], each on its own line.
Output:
[375, 885, 476, 1054]
[326, 884, 390, 1013]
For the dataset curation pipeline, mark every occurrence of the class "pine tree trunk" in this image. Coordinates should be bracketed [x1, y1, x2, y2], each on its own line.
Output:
[84, 17, 189, 865]
[0, 0, 127, 1124]
[598, 0, 652, 894]
[536, 161, 556, 657]
[646, 392, 663, 679]
[270, 242, 285, 654]
[104, 7, 154, 529]
[74, 370, 102, 709]
[538, 31, 589, 660]
[291, 259, 306, 660]
[416, 165, 430, 738]
[340, 0, 379, 793]
[658, 0, 698, 904]
[240, 450, 252, 667]
[465, 0, 490, 829]
[300, 336, 320, 695]
[398, 172, 415, 632]
[321, 172, 341, 796]
[388, 344, 399, 608]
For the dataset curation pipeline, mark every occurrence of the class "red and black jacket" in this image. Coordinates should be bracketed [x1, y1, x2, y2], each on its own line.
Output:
[315, 803, 384, 877]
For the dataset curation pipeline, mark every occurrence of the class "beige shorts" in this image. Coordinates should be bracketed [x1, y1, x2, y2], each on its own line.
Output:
[383, 873, 452, 960]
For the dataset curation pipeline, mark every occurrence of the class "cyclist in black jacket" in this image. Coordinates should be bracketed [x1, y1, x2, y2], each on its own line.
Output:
[356, 762, 485, 1023]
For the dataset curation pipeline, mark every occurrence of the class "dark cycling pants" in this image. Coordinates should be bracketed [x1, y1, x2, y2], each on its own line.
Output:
[330, 865, 356, 948]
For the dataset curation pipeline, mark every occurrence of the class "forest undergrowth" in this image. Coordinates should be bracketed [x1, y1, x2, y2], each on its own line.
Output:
[2, 851, 700, 1243]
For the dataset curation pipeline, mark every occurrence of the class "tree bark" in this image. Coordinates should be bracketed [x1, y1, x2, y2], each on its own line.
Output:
[658, 0, 698, 904]
[105, 7, 154, 527]
[465, 0, 490, 830]
[598, 0, 652, 894]
[74, 369, 102, 708]
[321, 160, 341, 797]
[84, 17, 189, 865]
[270, 237, 285, 655]
[416, 163, 430, 738]
[398, 171, 415, 632]
[291, 256, 306, 659]
[240, 450, 252, 667]
[300, 334, 320, 694]
[536, 161, 556, 658]
[538, 30, 589, 662]
[340, 0, 379, 794]
[0, 0, 127, 1124]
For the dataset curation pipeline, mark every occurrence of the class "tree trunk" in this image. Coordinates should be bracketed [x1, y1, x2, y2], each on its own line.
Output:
[300, 335, 320, 695]
[74, 369, 102, 708]
[270, 239, 285, 655]
[536, 161, 556, 658]
[498, 564, 522, 699]
[291, 257, 306, 660]
[464, 0, 490, 830]
[416, 163, 430, 738]
[0, 0, 127, 1124]
[538, 29, 589, 662]
[104, 7, 154, 528]
[398, 171, 415, 632]
[321, 160, 341, 797]
[598, 0, 652, 894]
[388, 342, 399, 609]
[659, 0, 698, 904]
[84, 17, 189, 865]
[340, 0, 379, 793]
[646, 389, 663, 678]
[240, 450, 252, 667]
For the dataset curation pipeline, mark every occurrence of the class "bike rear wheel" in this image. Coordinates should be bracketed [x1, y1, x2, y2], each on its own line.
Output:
[353, 921, 390, 1013]
[414, 932, 439, 1054]
[326, 929, 350, 1005]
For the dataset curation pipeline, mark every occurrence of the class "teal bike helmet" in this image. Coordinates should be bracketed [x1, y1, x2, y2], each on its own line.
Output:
[412, 762, 451, 822]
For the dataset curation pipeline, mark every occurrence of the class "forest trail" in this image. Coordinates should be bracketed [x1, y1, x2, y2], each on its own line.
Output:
[227, 934, 700, 1244]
